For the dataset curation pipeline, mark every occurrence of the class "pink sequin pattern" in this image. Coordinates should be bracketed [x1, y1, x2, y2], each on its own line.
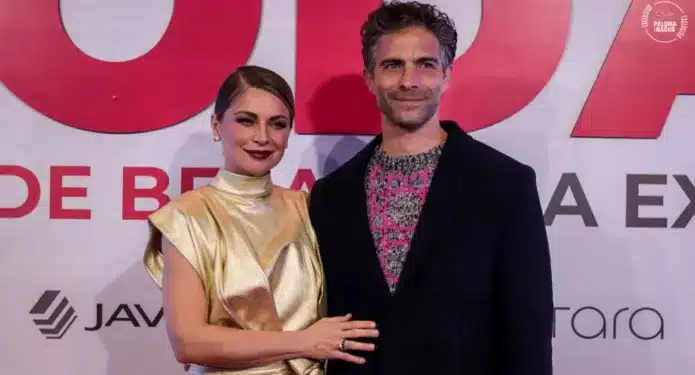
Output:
[365, 143, 443, 292]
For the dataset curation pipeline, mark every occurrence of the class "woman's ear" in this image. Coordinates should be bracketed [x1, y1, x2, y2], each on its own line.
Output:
[210, 114, 221, 142]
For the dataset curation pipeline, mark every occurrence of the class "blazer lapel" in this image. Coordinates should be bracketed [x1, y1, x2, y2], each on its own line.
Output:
[335, 121, 472, 301]
[394, 121, 468, 296]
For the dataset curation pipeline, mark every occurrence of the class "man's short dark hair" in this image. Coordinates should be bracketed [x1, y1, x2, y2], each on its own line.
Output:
[360, 1, 458, 72]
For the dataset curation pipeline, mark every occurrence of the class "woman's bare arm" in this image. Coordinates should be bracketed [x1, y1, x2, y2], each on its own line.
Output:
[161, 238, 377, 370]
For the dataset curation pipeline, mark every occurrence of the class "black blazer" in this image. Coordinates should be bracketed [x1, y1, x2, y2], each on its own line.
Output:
[309, 121, 554, 375]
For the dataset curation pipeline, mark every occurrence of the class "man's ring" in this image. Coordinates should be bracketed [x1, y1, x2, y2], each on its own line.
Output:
[338, 339, 347, 351]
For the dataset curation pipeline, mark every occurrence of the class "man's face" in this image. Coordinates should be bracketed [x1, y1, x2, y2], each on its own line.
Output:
[365, 26, 451, 131]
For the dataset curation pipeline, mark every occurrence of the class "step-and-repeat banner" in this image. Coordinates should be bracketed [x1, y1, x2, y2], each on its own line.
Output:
[1, 0, 693, 374]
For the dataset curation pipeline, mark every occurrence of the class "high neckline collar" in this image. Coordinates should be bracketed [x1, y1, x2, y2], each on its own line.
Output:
[210, 169, 273, 200]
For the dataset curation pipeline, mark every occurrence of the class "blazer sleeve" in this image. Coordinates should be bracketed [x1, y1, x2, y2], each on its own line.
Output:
[495, 165, 554, 375]
[308, 179, 325, 236]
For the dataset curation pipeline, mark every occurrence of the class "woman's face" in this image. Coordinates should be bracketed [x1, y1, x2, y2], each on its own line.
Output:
[212, 87, 292, 177]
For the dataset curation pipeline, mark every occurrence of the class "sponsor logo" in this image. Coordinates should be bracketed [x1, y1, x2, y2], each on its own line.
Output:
[642, 1, 688, 43]
[554, 305, 665, 340]
[29, 290, 78, 339]
[29, 290, 163, 339]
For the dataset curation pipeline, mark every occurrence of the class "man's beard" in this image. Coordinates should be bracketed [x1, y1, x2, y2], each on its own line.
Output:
[377, 90, 439, 132]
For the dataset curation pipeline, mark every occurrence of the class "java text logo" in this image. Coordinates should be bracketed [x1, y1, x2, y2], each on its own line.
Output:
[29, 290, 78, 339]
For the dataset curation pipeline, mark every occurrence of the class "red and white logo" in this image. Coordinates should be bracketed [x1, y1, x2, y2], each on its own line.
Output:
[641, 1, 689, 43]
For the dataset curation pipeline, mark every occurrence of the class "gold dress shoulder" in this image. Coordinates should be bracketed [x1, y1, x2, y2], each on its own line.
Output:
[143, 169, 326, 375]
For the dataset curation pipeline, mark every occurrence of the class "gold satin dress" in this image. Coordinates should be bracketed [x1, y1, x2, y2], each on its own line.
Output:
[143, 169, 326, 375]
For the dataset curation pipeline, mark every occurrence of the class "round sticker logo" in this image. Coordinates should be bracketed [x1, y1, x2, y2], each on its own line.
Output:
[641, 1, 688, 43]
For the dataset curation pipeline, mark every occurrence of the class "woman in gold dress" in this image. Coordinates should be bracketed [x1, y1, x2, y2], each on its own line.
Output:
[143, 66, 378, 374]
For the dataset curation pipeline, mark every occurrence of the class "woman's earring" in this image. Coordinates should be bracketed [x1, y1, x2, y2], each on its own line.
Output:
[213, 135, 221, 142]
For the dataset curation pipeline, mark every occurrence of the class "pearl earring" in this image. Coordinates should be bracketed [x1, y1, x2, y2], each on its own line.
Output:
[213, 135, 221, 142]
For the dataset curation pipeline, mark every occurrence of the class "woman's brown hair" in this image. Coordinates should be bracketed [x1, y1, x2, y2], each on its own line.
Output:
[213, 65, 295, 124]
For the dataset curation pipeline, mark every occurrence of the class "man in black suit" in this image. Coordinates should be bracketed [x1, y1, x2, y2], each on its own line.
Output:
[308, 2, 554, 374]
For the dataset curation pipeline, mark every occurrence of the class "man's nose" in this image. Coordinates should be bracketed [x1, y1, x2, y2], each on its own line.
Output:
[399, 66, 419, 89]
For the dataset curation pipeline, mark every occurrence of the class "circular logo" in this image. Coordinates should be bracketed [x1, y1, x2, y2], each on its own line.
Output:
[641, 1, 688, 43]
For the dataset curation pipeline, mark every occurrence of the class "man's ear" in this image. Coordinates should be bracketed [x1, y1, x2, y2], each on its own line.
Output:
[363, 69, 376, 95]
[442, 66, 452, 92]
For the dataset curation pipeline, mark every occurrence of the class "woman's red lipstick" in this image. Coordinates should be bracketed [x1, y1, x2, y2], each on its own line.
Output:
[245, 150, 272, 160]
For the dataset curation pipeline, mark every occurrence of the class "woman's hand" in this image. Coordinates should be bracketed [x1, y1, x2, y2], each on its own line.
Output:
[296, 314, 379, 364]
